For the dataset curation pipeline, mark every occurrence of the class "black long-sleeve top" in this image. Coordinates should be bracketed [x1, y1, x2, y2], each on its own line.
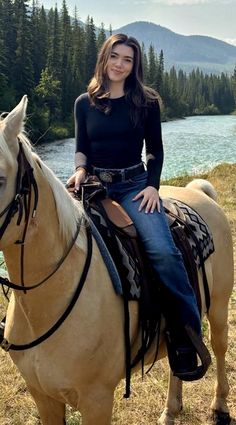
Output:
[74, 93, 164, 189]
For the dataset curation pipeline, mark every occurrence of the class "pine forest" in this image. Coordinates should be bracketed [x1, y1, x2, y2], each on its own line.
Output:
[0, 0, 236, 142]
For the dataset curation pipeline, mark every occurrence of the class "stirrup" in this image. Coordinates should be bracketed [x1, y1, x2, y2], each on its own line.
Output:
[166, 324, 211, 381]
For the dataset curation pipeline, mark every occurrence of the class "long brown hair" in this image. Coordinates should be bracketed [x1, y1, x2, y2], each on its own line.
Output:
[87, 33, 161, 126]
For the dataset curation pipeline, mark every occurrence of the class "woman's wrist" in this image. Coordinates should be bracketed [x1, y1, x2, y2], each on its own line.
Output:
[75, 165, 87, 173]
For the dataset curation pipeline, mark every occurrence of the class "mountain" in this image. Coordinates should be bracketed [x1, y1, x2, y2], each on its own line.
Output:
[113, 21, 236, 74]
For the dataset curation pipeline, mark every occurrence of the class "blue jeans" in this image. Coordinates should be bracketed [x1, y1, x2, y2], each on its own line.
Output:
[105, 171, 201, 336]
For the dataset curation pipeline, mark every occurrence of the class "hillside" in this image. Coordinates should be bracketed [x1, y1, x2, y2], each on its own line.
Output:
[113, 21, 236, 74]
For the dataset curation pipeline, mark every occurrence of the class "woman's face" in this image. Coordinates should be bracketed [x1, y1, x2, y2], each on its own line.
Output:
[106, 43, 134, 85]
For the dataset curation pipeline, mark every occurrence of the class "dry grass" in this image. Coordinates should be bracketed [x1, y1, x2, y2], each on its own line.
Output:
[0, 163, 236, 425]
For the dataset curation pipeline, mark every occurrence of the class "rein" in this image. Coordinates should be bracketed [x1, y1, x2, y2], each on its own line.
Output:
[0, 226, 92, 352]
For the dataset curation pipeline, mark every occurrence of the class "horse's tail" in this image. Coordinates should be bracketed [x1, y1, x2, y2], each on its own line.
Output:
[186, 179, 217, 201]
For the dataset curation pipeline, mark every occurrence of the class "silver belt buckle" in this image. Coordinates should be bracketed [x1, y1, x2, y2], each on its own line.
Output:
[99, 171, 113, 183]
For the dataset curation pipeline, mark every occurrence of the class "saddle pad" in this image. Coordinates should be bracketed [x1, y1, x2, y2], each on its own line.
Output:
[88, 204, 143, 300]
[171, 199, 215, 268]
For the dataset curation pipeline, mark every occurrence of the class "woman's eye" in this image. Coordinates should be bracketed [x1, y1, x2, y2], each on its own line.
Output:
[0, 177, 6, 188]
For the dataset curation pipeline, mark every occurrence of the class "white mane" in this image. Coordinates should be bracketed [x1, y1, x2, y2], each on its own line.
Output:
[17, 133, 87, 251]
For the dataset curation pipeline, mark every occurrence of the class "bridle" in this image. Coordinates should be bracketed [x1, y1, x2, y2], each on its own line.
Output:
[0, 141, 38, 242]
[0, 139, 92, 351]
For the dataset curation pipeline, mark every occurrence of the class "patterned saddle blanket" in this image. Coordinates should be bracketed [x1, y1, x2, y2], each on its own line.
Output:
[163, 198, 215, 268]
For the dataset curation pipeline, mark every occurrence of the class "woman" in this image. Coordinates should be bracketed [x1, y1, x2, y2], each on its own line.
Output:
[67, 33, 210, 380]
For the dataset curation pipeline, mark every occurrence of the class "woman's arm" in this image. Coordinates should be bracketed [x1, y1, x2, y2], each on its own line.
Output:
[132, 100, 164, 213]
[145, 99, 164, 190]
[67, 95, 90, 191]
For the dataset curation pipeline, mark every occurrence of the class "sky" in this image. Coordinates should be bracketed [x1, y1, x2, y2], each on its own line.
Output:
[42, 0, 236, 46]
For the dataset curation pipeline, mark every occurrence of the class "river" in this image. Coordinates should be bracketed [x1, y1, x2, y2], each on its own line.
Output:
[35, 114, 236, 183]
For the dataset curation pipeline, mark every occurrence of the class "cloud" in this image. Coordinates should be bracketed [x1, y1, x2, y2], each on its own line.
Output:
[224, 38, 236, 46]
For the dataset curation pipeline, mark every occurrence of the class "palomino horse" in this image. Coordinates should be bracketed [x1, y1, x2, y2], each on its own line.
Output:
[0, 96, 234, 425]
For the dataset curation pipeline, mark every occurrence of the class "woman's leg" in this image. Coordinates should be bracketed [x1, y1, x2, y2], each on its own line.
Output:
[107, 175, 211, 379]
[122, 195, 201, 334]
[108, 175, 201, 334]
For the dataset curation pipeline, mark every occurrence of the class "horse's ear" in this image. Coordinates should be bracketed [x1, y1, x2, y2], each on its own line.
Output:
[3, 95, 28, 144]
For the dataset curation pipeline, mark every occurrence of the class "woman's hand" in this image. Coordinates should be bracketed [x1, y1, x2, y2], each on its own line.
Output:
[66, 168, 87, 193]
[132, 186, 161, 213]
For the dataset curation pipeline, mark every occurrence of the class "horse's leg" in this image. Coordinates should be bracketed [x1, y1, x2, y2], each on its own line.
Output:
[208, 299, 231, 425]
[79, 385, 114, 425]
[158, 370, 183, 425]
[28, 386, 66, 425]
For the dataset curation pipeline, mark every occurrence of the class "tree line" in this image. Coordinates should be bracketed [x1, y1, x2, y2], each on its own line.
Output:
[0, 0, 236, 142]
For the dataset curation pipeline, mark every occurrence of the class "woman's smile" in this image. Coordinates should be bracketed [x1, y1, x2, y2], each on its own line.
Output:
[107, 43, 134, 84]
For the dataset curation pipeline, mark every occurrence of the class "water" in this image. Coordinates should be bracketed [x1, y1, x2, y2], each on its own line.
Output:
[161, 115, 236, 179]
[35, 114, 236, 182]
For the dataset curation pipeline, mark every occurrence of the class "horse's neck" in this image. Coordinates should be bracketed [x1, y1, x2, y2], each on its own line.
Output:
[3, 176, 87, 339]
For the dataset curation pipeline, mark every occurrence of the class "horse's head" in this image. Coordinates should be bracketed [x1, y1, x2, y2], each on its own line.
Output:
[0, 96, 85, 252]
[0, 96, 32, 247]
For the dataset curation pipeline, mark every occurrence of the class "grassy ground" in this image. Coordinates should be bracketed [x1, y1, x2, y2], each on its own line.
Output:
[0, 163, 235, 425]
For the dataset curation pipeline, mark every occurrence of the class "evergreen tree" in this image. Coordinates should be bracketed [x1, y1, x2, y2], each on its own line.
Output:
[147, 44, 157, 87]
[161, 71, 172, 116]
[168, 66, 181, 117]
[216, 73, 235, 114]
[141, 42, 148, 83]
[0, 0, 17, 90]
[97, 23, 106, 52]
[0, 8, 9, 110]
[31, 2, 48, 84]
[46, 6, 61, 80]
[35, 67, 61, 125]
[71, 7, 86, 96]
[60, 0, 73, 118]
[232, 66, 236, 108]
[84, 16, 97, 84]
[0, 0, 6, 79]
[13, 0, 34, 97]
[155, 49, 164, 96]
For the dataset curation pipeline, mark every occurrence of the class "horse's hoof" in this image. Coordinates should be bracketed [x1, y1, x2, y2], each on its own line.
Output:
[158, 408, 176, 425]
[211, 410, 231, 425]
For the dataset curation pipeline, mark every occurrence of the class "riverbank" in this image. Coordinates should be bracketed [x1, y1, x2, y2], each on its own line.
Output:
[33, 111, 236, 144]
[0, 163, 235, 424]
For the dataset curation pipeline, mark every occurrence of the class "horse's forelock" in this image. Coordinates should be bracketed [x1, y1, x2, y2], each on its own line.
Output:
[0, 127, 15, 166]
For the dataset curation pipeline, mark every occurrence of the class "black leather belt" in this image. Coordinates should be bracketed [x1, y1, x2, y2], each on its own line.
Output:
[92, 163, 145, 183]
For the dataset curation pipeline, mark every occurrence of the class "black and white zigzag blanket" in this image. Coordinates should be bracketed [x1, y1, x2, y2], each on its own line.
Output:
[170, 199, 215, 268]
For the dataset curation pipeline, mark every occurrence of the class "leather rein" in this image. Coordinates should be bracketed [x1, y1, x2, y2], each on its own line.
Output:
[0, 140, 92, 351]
